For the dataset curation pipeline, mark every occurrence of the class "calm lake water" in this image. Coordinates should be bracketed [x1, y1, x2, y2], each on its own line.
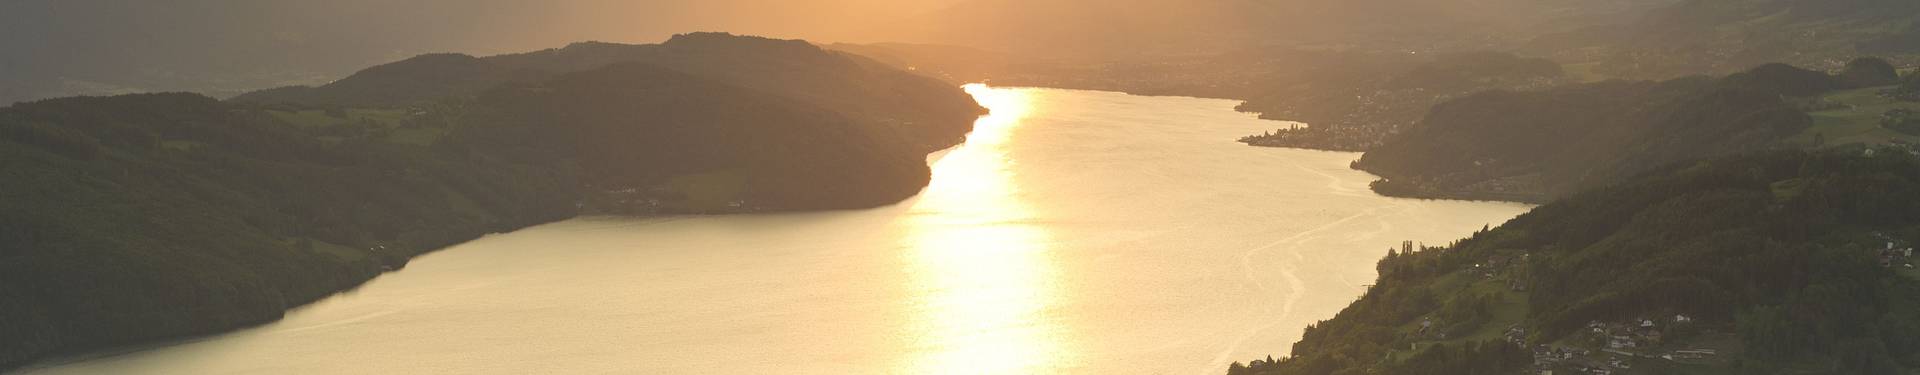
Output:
[19, 86, 1529, 374]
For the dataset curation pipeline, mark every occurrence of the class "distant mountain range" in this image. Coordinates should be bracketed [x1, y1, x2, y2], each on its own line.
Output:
[876, 0, 1919, 70]
[1526, 0, 1920, 78]
[870, 0, 1675, 59]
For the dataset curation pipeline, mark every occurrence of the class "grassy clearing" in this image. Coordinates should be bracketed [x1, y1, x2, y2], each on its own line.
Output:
[1382, 272, 1532, 362]
[268, 108, 409, 128]
[1770, 178, 1809, 201]
[267, 108, 452, 145]
[350, 108, 410, 124]
[1792, 86, 1920, 147]
[1461, 280, 1529, 342]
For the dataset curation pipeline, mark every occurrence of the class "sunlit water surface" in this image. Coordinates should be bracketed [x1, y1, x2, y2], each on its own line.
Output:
[19, 86, 1529, 374]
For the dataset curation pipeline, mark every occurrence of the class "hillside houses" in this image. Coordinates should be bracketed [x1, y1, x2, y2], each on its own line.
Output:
[1871, 235, 1914, 268]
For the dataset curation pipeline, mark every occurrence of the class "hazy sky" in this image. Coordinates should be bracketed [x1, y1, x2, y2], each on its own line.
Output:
[543, 0, 966, 45]
[356, 0, 967, 53]
[0, 0, 1644, 102]
[0, 0, 965, 101]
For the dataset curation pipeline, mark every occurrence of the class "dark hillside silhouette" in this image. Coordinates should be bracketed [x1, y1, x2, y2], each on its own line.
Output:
[0, 33, 982, 371]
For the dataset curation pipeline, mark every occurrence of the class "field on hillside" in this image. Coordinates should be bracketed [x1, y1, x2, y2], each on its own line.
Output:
[264, 108, 446, 146]
[1793, 86, 1920, 147]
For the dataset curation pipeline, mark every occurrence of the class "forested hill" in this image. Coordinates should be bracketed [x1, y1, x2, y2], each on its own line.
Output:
[458, 63, 945, 210]
[0, 33, 983, 370]
[1236, 149, 1920, 375]
[232, 32, 983, 154]
[1353, 60, 1903, 202]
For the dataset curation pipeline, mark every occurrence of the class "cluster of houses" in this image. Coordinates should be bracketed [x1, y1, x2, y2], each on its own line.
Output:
[1533, 344, 1631, 375]
[1533, 344, 1590, 365]
[1862, 140, 1920, 158]
[1586, 319, 1669, 352]
[1878, 239, 1914, 269]
[1504, 325, 1528, 346]
[1237, 120, 1393, 152]
[1415, 317, 1448, 340]
[1529, 316, 1719, 375]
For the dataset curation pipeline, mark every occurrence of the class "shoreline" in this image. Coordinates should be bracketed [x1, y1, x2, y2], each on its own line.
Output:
[0, 211, 566, 374]
[1366, 187, 1550, 205]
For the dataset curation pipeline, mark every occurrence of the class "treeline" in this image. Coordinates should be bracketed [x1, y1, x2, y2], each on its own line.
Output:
[1355, 58, 1903, 201]
[1239, 150, 1920, 374]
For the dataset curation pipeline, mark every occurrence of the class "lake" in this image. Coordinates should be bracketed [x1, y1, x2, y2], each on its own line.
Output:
[18, 85, 1530, 374]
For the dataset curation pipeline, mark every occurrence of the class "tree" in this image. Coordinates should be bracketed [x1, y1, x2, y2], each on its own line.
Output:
[1839, 57, 1901, 89]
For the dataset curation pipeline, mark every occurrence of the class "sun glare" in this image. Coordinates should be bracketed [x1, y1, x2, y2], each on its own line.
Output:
[899, 84, 1072, 374]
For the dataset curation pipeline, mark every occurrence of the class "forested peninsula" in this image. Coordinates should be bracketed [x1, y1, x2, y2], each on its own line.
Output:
[0, 33, 983, 370]
[1238, 149, 1920, 375]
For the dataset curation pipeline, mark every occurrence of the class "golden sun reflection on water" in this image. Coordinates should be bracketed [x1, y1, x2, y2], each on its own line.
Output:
[900, 85, 1072, 374]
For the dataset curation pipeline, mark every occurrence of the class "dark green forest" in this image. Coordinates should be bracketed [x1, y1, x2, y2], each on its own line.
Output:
[0, 33, 981, 370]
[1237, 149, 1920, 375]
[1354, 60, 1905, 202]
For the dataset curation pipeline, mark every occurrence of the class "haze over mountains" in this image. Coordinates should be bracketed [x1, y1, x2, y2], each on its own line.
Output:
[0, 0, 1686, 104]
[14, 0, 1920, 105]
[872, 0, 1673, 59]
[1528, 0, 1920, 78]
[0, 0, 958, 104]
